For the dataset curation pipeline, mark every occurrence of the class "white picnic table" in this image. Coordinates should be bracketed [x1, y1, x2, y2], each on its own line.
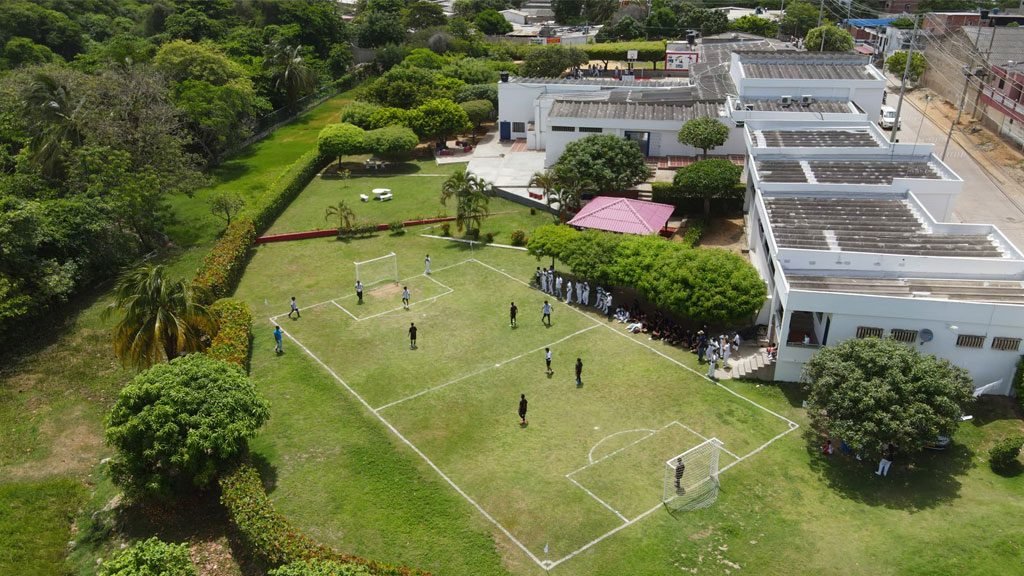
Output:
[372, 188, 393, 201]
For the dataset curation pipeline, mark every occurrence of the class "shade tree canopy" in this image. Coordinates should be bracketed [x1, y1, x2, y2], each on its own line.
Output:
[318, 123, 367, 165]
[521, 45, 589, 77]
[673, 158, 743, 218]
[105, 354, 271, 498]
[552, 134, 650, 196]
[803, 337, 974, 460]
[364, 125, 419, 159]
[677, 117, 730, 158]
[886, 51, 927, 82]
[804, 24, 855, 52]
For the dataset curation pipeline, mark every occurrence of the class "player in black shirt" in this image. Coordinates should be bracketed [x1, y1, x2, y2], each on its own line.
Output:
[510, 301, 518, 327]
[518, 394, 528, 425]
[408, 322, 417, 349]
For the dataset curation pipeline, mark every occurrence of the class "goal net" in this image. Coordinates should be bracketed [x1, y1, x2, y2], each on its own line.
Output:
[662, 438, 723, 512]
[354, 253, 399, 288]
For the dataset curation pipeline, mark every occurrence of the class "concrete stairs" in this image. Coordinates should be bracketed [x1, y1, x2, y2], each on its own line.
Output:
[716, 348, 775, 381]
[637, 191, 653, 201]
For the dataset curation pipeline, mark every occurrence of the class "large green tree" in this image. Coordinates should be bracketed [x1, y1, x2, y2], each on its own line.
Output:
[886, 51, 927, 82]
[781, 0, 820, 38]
[475, 9, 513, 35]
[318, 123, 366, 166]
[729, 15, 779, 38]
[672, 158, 742, 218]
[804, 24, 854, 52]
[677, 116, 730, 159]
[105, 354, 270, 498]
[552, 134, 650, 196]
[364, 125, 419, 159]
[413, 98, 472, 143]
[264, 42, 318, 110]
[521, 45, 589, 77]
[803, 338, 974, 459]
[440, 168, 494, 236]
[105, 264, 215, 369]
[460, 99, 494, 132]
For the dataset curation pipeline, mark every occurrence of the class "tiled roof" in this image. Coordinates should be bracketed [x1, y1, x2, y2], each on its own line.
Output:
[511, 76, 691, 87]
[549, 100, 720, 121]
[568, 197, 675, 235]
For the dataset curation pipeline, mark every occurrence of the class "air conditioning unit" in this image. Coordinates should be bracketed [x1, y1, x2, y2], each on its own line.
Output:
[800, 95, 814, 105]
[744, 104, 754, 111]
[780, 95, 792, 107]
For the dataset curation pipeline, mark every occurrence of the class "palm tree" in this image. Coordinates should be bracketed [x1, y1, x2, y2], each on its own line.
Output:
[24, 71, 84, 180]
[531, 170, 587, 223]
[529, 170, 559, 202]
[441, 169, 494, 237]
[264, 43, 317, 110]
[105, 264, 216, 369]
[325, 200, 356, 231]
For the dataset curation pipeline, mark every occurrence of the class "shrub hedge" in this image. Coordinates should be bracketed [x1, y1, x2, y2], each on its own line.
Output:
[1013, 356, 1024, 413]
[582, 41, 666, 65]
[988, 435, 1023, 472]
[208, 299, 252, 369]
[219, 464, 428, 576]
[194, 151, 331, 300]
[682, 219, 706, 247]
[651, 181, 745, 215]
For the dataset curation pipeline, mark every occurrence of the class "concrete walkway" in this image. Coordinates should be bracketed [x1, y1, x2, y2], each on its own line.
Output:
[466, 131, 547, 189]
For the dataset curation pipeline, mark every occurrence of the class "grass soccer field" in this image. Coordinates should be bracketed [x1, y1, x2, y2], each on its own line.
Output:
[275, 256, 797, 571]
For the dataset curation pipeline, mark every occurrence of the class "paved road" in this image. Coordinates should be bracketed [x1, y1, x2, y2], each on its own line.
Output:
[885, 88, 1024, 248]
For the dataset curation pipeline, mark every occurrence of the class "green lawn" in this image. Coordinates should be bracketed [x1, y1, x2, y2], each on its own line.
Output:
[0, 479, 87, 576]
[236, 230, 1024, 575]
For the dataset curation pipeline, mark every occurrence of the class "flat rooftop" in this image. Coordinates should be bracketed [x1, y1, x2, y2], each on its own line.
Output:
[752, 128, 882, 148]
[549, 100, 720, 122]
[787, 276, 1024, 305]
[756, 159, 943, 184]
[741, 99, 856, 113]
[764, 197, 1005, 258]
[511, 76, 691, 88]
[736, 51, 876, 80]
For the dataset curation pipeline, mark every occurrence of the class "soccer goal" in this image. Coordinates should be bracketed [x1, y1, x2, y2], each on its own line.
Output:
[662, 438, 723, 511]
[355, 253, 399, 288]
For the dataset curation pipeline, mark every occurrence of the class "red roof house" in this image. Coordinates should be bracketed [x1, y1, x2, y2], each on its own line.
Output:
[567, 196, 675, 235]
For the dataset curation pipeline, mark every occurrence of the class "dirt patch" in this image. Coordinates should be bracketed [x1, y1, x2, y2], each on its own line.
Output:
[2, 408, 105, 481]
[189, 536, 243, 576]
[689, 527, 713, 541]
[370, 283, 403, 298]
[699, 217, 746, 253]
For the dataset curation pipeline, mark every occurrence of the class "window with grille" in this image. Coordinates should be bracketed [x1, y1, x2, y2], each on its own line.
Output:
[579, 127, 602, 133]
[551, 126, 575, 132]
[889, 329, 918, 343]
[512, 122, 525, 132]
[956, 334, 986, 348]
[991, 337, 1021, 351]
[856, 326, 884, 339]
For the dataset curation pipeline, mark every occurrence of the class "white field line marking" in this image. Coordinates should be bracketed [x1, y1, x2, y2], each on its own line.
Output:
[375, 325, 599, 412]
[420, 233, 529, 251]
[583, 428, 656, 466]
[566, 476, 629, 523]
[331, 300, 359, 321]
[672, 422, 742, 461]
[352, 284, 455, 322]
[269, 319, 549, 570]
[472, 258, 803, 571]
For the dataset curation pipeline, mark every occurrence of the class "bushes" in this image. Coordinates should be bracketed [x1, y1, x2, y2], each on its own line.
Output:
[651, 181, 745, 214]
[208, 298, 252, 368]
[1013, 357, 1024, 413]
[99, 537, 196, 576]
[440, 222, 451, 236]
[270, 560, 374, 576]
[193, 150, 330, 299]
[389, 221, 406, 235]
[510, 229, 527, 247]
[338, 223, 381, 239]
[220, 464, 426, 575]
[989, 436, 1024, 473]
[682, 219, 706, 247]
[193, 219, 256, 301]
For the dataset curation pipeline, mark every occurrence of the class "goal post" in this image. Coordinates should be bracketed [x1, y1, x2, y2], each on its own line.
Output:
[662, 438, 723, 511]
[354, 252, 399, 288]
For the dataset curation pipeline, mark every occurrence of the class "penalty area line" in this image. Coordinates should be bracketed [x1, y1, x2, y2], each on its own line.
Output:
[268, 317, 550, 571]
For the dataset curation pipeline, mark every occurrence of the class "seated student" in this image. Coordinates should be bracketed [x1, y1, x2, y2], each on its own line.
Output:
[765, 342, 778, 360]
[821, 439, 834, 456]
[626, 321, 643, 333]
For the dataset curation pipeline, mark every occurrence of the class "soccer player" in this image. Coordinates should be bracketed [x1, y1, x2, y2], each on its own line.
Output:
[518, 394, 528, 425]
[674, 458, 686, 491]
[274, 325, 283, 354]
[510, 301, 518, 327]
[545, 347, 553, 375]
[288, 296, 300, 319]
[355, 280, 363, 304]
[402, 286, 410, 309]
[575, 357, 583, 386]
[409, 322, 418, 349]
[424, 254, 431, 275]
[542, 300, 552, 327]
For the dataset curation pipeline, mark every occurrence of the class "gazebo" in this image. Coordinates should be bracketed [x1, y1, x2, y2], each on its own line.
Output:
[567, 196, 675, 235]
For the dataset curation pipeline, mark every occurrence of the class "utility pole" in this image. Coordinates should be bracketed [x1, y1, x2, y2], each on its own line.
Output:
[970, 26, 997, 119]
[890, 14, 919, 145]
[817, 0, 824, 28]
[942, 11, 985, 159]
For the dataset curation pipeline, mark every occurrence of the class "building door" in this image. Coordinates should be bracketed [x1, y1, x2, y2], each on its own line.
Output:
[624, 131, 650, 156]
[499, 121, 511, 141]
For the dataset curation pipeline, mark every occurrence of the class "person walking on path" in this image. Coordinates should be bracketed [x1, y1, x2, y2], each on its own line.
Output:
[876, 443, 895, 477]
[408, 322, 418, 349]
[674, 458, 686, 491]
[288, 296, 300, 319]
[274, 325, 284, 354]
[545, 347, 553, 375]
[424, 254, 431, 275]
[575, 357, 583, 386]
[542, 300, 552, 327]
[355, 280, 363, 304]
[510, 301, 518, 327]
[402, 286, 411, 310]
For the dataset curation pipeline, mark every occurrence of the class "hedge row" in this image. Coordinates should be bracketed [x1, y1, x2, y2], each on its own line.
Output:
[219, 464, 428, 576]
[1014, 357, 1024, 412]
[207, 299, 252, 369]
[194, 150, 331, 300]
[651, 181, 745, 214]
[583, 41, 666, 63]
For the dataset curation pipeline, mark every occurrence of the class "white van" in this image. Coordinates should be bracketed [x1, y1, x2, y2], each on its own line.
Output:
[879, 106, 901, 130]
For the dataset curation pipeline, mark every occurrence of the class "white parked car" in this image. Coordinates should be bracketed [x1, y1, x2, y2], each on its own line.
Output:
[879, 106, 902, 130]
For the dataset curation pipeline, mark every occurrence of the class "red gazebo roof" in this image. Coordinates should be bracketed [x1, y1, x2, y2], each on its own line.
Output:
[567, 196, 675, 235]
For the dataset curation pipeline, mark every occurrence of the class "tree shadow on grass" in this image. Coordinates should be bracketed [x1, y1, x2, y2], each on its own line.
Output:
[765, 380, 806, 409]
[249, 451, 279, 494]
[803, 427, 974, 511]
[969, 396, 1022, 426]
